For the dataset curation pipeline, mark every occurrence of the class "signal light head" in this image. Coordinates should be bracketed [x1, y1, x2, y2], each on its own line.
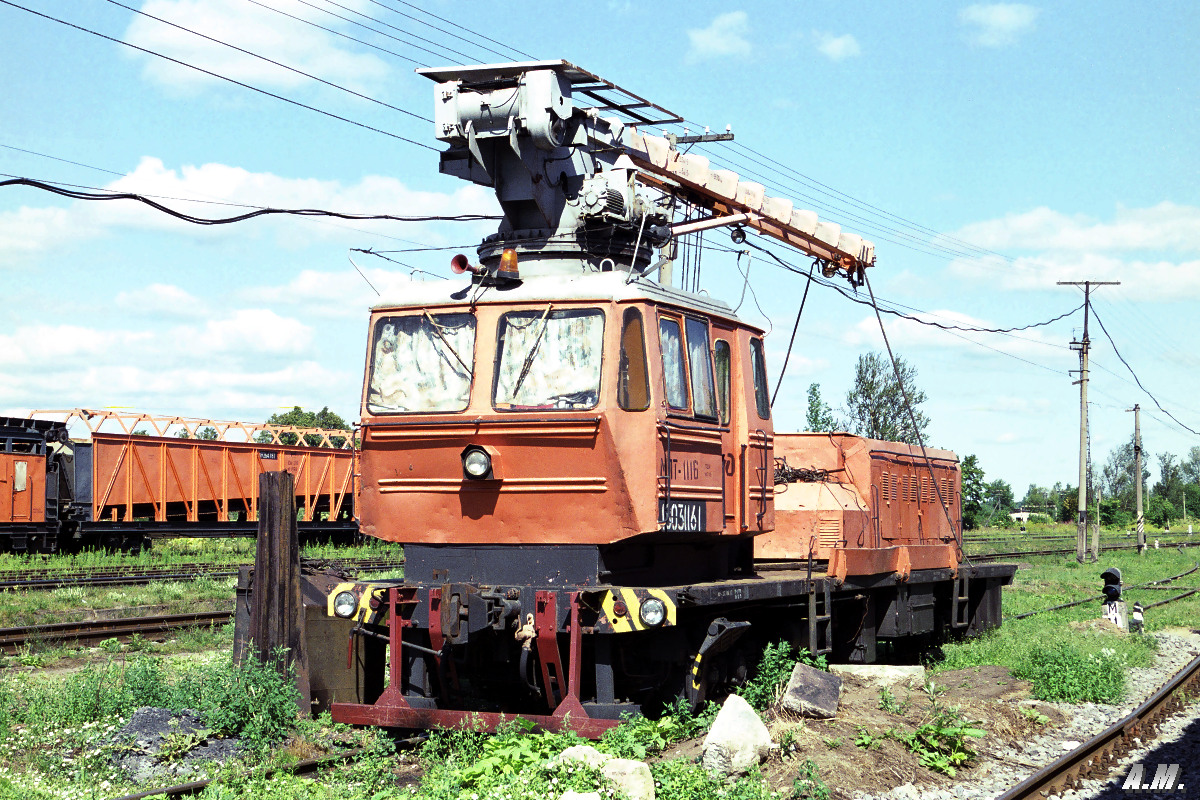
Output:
[497, 248, 520, 281]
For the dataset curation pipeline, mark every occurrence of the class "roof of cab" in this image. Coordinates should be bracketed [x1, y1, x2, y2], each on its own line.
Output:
[370, 270, 754, 328]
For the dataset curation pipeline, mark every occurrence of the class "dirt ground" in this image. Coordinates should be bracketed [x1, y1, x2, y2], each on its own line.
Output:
[668, 666, 1062, 799]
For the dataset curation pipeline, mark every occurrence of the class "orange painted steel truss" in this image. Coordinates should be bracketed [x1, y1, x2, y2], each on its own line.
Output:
[33, 408, 354, 449]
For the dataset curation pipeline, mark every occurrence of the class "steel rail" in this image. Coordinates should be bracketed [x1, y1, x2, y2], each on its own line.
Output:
[968, 540, 1200, 562]
[995, 653, 1200, 800]
[0, 610, 233, 653]
[0, 557, 404, 591]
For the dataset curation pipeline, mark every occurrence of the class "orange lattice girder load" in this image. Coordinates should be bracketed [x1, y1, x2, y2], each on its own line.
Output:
[759, 432, 962, 569]
[87, 433, 356, 524]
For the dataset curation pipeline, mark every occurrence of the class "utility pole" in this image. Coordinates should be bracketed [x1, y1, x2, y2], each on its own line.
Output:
[1059, 280, 1120, 563]
[1092, 485, 1101, 561]
[1130, 404, 1145, 554]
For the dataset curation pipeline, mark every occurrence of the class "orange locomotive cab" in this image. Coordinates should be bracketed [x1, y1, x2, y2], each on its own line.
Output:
[357, 272, 774, 585]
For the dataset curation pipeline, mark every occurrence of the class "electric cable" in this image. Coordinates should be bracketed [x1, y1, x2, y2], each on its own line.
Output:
[727, 139, 1008, 261]
[106, 0, 432, 123]
[242, 0, 428, 67]
[382, 0, 535, 60]
[741, 237, 1081, 335]
[770, 261, 816, 407]
[0, 143, 124, 177]
[1091, 306, 1200, 437]
[360, 0, 514, 62]
[0, 0, 437, 151]
[306, 0, 480, 64]
[862, 269, 963, 547]
[0, 177, 501, 225]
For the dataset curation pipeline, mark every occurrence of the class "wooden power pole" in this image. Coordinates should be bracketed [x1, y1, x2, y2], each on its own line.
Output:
[1059, 280, 1120, 563]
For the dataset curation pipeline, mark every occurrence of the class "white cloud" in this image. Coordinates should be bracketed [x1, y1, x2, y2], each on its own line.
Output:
[952, 202, 1200, 254]
[123, 0, 389, 93]
[686, 12, 752, 63]
[947, 202, 1200, 301]
[115, 283, 209, 317]
[238, 267, 426, 318]
[959, 4, 1039, 48]
[814, 32, 861, 62]
[0, 312, 340, 418]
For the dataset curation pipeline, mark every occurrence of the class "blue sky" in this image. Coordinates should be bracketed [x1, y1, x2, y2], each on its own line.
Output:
[2, 1, 1198, 497]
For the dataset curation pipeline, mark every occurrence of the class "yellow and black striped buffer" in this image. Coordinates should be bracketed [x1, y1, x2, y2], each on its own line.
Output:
[597, 588, 677, 632]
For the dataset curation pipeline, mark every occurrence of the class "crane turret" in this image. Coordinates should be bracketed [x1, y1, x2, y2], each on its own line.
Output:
[419, 59, 875, 284]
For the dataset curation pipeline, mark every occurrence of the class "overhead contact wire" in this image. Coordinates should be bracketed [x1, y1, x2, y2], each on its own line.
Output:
[105, 0, 432, 123]
[242, 0, 430, 68]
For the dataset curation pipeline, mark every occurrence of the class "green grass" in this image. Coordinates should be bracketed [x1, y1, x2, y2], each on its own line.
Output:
[935, 546, 1195, 702]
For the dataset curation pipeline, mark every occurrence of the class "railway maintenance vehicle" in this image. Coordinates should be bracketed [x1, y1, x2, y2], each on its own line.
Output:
[260, 60, 1017, 735]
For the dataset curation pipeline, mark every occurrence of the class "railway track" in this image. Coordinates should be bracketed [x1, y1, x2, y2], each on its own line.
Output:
[0, 610, 233, 653]
[0, 557, 405, 591]
[968, 539, 1200, 562]
[996, 652, 1200, 800]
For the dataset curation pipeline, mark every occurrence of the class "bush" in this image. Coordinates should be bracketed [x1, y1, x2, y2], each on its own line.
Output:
[184, 653, 302, 747]
[1015, 642, 1126, 703]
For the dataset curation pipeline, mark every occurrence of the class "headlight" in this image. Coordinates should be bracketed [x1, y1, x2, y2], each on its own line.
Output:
[639, 597, 666, 627]
[333, 591, 358, 619]
[463, 448, 492, 479]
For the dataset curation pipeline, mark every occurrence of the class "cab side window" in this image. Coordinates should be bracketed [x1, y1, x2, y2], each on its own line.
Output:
[659, 317, 688, 410]
[619, 308, 651, 411]
[749, 337, 770, 420]
[685, 318, 717, 419]
[714, 340, 731, 425]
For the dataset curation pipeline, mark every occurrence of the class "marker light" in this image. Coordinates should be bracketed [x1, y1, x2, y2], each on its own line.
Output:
[639, 597, 666, 627]
[497, 248, 520, 281]
[333, 591, 358, 619]
[463, 447, 492, 479]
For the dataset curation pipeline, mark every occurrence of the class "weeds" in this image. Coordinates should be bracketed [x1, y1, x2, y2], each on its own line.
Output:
[741, 641, 827, 711]
[790, 759, 831, 800]
[878, 686, 911, 714]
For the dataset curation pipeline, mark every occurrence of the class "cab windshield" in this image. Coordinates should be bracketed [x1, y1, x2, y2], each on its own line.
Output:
[366, 312, 475, 413]
[493, 308, 604, 410]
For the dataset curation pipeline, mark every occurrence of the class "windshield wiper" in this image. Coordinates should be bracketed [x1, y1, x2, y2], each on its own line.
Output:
[510, 305, 553, 399]
[422, 311, 471, 375]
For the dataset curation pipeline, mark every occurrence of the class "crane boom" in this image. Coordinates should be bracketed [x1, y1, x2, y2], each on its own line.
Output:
[419, 59, 874, 281]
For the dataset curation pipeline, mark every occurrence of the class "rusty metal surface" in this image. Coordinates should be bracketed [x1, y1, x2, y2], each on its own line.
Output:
[996, 653, 1200, 800]
[0, 610, 232, 652]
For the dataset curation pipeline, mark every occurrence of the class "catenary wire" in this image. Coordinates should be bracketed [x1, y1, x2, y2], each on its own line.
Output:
[242, 0, 429, 68]
[1091, 306, 1200, 437]
[306, 0, 480, 64]
[695, 142, 989, 263]
[0, 177, 501, 225]
[0, 143, 124, 177]
[360, 0, 511, 62]
[0, 0, 437, 151]
[727, 139, 1008, 261]
[382, 0, 534, 60]
[770, 261, 816, 406]
[106, 0, 432, 123]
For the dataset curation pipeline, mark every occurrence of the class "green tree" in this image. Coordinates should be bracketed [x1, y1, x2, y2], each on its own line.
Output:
[1181, 446, 1200, 484]
[805, 383, 839, 432]
[986, 479, 1015, 515]
[1099, 436, 1149, 514]
[1153, 452, 1185, 512]
[1146, 495, 1176, 527]
[1021, 484, 1052, 514]
[176, 426, 219, 440]
[843, 352, 930, 444]
[258, 406, 351, 448]
[961, 454, 986, 530]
